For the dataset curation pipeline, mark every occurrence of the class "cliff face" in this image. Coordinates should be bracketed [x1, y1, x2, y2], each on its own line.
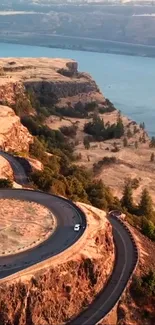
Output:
[0, 203, 114, 325]
[0, 58, 105, 108]
[0, 105, 33, 152]
[0, 81, 26, 107]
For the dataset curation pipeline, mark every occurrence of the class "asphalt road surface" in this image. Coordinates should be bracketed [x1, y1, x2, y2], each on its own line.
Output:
[0, 152, 138, 324]
[0, 151, 28, 185]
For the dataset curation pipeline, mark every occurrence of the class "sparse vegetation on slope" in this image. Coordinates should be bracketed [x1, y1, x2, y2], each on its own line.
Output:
[84, 111, 124, 141]
[20, 113, 115, 210]
[130, 271, 155, 323]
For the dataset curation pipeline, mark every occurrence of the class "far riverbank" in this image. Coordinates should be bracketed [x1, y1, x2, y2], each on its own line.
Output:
[0, 42, 155, 136]
[1, 34, 155, 59]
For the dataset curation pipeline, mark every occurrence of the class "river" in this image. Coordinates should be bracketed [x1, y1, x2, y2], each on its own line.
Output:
[0, 42, 155, 136]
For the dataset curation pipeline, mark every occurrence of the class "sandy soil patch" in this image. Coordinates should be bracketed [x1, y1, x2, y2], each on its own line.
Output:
[94, 146, 155, 204]
[0, 199, 56, 255]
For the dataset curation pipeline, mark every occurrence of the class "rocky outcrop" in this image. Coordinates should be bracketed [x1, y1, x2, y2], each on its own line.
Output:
[0, 156, 13, 179]
[0, 203, 114, 325]
[0, 81, 27, 107]
[0, 105, 33, 152]
[0, 58, 105, 108]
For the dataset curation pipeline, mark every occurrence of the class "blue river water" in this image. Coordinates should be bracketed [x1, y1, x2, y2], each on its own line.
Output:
[0, 42, 155, 136]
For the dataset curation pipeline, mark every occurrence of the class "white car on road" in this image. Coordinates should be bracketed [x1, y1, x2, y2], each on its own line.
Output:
[74, 224, 80, 231]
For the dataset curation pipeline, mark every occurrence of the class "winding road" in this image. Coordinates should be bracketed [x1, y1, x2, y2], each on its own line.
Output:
[0, 189, 86, 279]
[0, 151, 138, 325]
[0, 151, 29, 185]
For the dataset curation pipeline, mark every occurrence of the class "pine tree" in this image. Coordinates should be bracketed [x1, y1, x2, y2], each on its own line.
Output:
[150, 137, 155, 148]
[142, 122, 145, 130]
[140, 122, 145, 130]
[123, 137, 128, 147]
[83, 137, 90, 150]
[127, 129, 132, 138]
[142, 132, 146, 143]
[134, 125, 138, 134]
[139, 188, 153, 219]
[117, 110, 122, 119]
[150, 153, 155, 162]
[121, 184, 134, 212]
[115, 116, 124, 138]
[141, 217, 155, 239]
[135, 141, 138, 149]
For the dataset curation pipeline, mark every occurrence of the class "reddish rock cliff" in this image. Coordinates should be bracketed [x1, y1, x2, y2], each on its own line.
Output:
[0, 105, 33, 152]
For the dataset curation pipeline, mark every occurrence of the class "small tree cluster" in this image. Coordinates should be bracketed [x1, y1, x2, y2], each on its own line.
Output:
[140, 122, 145, 130]
[60, 125, 78, 138]
[125, 177, 140, 190]
[84, 112, 124, 141]
[132, 270, 155, 298]
[122, 186, 153, 218]
[121, 184, 155, 240]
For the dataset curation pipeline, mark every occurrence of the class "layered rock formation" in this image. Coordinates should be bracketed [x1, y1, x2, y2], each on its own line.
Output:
[0, 203, 114, 325]
[0, 105, 33, 152]
[0, 58, 105, 108]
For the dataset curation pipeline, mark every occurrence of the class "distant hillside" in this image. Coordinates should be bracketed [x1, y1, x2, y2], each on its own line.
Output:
[1, 2, 155, 56]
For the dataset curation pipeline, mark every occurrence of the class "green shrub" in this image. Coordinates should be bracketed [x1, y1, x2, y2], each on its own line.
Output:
[60, 125, 78, 138]
[93, 156, 117, 173]
[0, 179, 13, 188]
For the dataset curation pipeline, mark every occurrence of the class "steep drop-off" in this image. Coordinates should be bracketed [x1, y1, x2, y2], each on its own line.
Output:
[0, 203, 114, 325]
[0, 58, 105, 109]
